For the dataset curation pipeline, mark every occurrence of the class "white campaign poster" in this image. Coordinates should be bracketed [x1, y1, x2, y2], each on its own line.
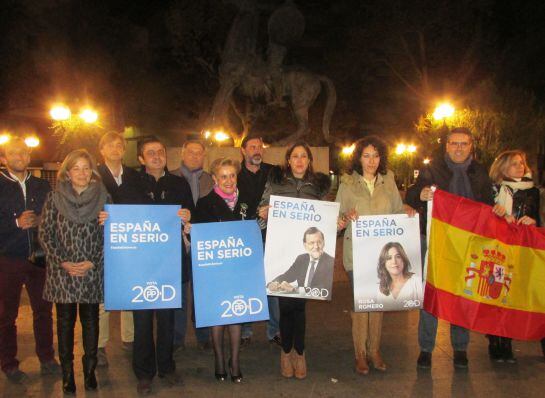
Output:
[264, 195, 340, 301]
[352, 214, 423, 312]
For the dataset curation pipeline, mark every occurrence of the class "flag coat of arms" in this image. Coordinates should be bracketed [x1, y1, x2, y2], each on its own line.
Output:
[425, 189, 545, 340]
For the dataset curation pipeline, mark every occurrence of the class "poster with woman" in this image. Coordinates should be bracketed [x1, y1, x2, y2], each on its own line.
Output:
[352, 214, 423, 311]
[264, 195, 340, 301]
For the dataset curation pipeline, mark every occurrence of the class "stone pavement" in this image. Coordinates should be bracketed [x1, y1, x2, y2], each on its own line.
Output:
[2, 279, 544, 398]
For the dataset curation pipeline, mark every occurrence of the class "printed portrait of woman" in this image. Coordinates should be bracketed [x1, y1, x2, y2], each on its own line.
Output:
[376, 242, 423, 306]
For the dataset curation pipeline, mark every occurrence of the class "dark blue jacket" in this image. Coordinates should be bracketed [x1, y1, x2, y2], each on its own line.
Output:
[0, 170, 51, 258]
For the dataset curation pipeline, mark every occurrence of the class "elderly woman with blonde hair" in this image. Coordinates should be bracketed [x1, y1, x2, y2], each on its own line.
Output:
[39, 149, 109, 394]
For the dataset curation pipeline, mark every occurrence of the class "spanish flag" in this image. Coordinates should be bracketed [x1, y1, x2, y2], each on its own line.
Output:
[424, 189, 545, 340]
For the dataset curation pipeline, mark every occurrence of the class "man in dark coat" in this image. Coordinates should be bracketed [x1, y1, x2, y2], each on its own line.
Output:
[117, 136, 193, 395]
[406, 127, 496, 370]
[0, 137, 60, 384]
[170, 140, 213, 352]
[268, 227, 334, 299]
[95, 132, 139, 366]
[236, 135, 279, 345]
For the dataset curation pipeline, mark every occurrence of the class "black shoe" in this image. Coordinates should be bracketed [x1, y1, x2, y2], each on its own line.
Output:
[5, 368, 29, 384]
[269, 335, 282, 347]
[228, 358, 243, 383]
[62, 367, 76, 394]
[500, 338, 517, 364]
[416, 351, 432, 369]
[487, 335, 503, 362]
[84, 370, 98, 391]
[453, 351, 468, 368]
[137, 379, 152, 395]
[40, 359, 62, 376]
[215, 371, 227, 381]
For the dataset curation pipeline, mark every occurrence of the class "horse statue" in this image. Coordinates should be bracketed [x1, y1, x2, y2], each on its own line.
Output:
[205, 0, 336, 144]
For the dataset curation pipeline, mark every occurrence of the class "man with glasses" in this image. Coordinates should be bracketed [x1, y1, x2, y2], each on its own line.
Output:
[407, 127, 495, 369]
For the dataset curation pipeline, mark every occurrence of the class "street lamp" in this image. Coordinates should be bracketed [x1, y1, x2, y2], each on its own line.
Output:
[214, 131, 230, 142]
[24, 136, 40, 148]
[341, 144, 355, 156]
[79, 108, 98, 124]
[50, 105, 71, 121]
[423, 158, 431, 165]
[433, 102, 455, 121]
[0, 133, 10, 145]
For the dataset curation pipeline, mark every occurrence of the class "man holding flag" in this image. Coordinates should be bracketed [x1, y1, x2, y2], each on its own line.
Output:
[407, 127, 498, 369]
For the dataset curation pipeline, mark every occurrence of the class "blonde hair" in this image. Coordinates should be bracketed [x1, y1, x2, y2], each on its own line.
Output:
[99, 131, 126, 150]
[489, 150, 530, 184]
[210, 157, 241, 177]
[57, 149, 100, 182]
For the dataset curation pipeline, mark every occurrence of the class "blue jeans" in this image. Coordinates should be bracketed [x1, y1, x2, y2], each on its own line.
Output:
[241, 296, 280, 340]
[173, 282, 209, 345]
[418, 309, 469, 352]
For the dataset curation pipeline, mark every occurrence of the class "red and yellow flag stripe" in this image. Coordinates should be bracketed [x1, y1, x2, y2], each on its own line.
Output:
[424, 189, 545, 340]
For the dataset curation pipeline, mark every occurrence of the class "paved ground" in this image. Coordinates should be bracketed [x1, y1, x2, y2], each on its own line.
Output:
[2, 275, 545, 398]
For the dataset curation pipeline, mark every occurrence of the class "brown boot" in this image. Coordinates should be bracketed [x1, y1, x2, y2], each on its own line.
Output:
[292, 352, 307, 379]
[369, 351, 387, 371]
[280, 350, 294, 378]
[355, 352, 369, 375]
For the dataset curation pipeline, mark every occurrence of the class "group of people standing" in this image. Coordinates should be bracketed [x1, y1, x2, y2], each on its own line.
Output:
[0, 127, 544, 395]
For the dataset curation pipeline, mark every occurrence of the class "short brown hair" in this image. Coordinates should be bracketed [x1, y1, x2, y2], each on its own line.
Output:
[489, 150, 530, 184]
[57, 149, 100, 183]
[0, 137, 28, 157]
[210, 157, 241, 177]
[447, 127, 473, 143]
[99, 132, 126, 150]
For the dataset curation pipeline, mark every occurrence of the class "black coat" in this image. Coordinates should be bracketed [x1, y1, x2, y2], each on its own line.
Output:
[194, 190, 244, 223]
[97, 164, 139, 204]
[0, 171, 51, 259]
[117, 169, 195, 281]
[406, 156, 494, 234]
[493, 184, 541, 227]
[237, 162, 273, 220]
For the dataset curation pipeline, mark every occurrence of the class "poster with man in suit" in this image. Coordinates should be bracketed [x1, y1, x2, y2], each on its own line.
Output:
[264, 196, 339, 300]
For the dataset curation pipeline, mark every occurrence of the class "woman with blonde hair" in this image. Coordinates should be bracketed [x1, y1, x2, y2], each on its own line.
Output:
[488, 149, 540, 363]
[193, 157, 245, 383]
[39, 149, 109, 394]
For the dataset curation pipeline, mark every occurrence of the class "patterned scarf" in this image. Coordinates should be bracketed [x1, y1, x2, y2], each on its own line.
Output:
[495, 174, 534, 215]
[214, 186, 238, 211]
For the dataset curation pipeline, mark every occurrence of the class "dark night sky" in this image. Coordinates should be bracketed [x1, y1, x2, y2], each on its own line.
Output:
[2, 0, 545, 153]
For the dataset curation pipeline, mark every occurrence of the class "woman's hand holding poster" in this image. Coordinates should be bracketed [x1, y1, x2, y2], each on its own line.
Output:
[352, 214, 423, 312]
[264, 195, 340, 301]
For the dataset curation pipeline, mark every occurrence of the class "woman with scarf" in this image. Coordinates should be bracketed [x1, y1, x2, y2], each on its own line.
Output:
[488, 149, 541, 363]
[258, 141, 331, 379]
[193, 157, 245, 383]
[39, 149, 109, 394]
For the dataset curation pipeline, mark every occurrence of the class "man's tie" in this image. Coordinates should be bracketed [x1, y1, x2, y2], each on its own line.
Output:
[308, 260, 317, 286]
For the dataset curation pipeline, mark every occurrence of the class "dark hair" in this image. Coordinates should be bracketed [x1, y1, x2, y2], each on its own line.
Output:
[447, 127, 473, 142]
[241, 135, 264, 148]
[283, 140, 314, 177]
[377, 242, 413, 296]
[182, 140, 205, 150]
[303, 226, 324, 243]
[348, 135, 388, 176]
[137, 136, 165, 158]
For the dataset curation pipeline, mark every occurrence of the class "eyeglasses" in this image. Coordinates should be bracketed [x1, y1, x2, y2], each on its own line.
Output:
[447, 141, 471, 149]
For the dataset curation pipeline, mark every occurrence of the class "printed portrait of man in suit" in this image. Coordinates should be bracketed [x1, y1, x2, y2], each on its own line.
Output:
[267, 227, 334, 299]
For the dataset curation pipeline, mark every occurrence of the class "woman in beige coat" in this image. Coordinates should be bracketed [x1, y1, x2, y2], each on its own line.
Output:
[336, 135, 415, 375]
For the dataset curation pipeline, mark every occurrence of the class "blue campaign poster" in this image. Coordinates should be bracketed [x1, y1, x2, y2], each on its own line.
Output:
[104, 204, 182, 310]
[191, 220, 269, 327]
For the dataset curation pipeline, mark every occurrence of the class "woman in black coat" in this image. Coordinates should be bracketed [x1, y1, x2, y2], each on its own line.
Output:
[488, 149, 541, 363]
[193, 157, 245, 383]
